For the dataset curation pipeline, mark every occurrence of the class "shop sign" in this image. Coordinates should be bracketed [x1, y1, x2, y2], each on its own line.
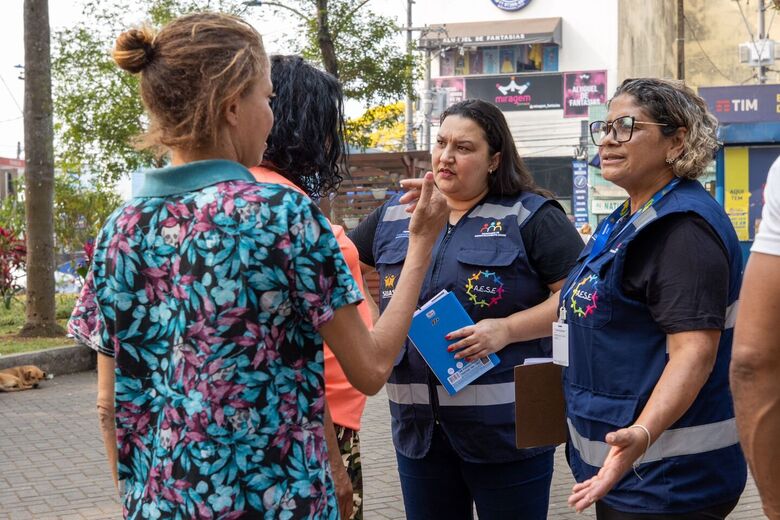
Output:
[465, 73, 563, 111]
[572, 160, 589, 226]
[432, 77, 466, 120]
[699, 84, 780, 123]
[591, 198, 623, 214]
[564, 71, 608, 118]
[491, 0, 533, 11]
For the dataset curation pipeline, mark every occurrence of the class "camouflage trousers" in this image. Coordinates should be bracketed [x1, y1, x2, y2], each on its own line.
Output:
[334, 425, 363, 520]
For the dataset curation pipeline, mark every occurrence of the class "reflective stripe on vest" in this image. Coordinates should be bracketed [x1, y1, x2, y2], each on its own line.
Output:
[567, 417, 739, 468]
[385, 382, 515, 407]
[386, 383, 429, 405]
[437, 382, 515, 407]
[382, 204, 410, 223]
[467, 200, 532, 222]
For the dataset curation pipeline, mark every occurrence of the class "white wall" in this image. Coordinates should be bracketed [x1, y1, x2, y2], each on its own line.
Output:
[416, 0, 619, 157]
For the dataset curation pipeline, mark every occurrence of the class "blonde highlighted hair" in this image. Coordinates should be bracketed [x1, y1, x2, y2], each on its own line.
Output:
[113, 12, 267, 155]
[611, 78, 719, 180]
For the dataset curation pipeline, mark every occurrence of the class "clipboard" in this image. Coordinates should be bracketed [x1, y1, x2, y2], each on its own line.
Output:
[514, 361, 567, 448]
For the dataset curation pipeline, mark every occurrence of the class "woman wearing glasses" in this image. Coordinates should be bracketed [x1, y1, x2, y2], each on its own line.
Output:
[561, 78, 746, 518]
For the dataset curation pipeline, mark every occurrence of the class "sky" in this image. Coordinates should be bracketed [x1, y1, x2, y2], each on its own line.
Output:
[0, 0, 407, 173]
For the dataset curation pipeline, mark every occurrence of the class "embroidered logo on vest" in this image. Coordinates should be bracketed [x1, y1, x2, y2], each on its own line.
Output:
[465, 270, 505, 307]
[475, 220, 507, 238]
[382, 274, 396, 300]
[570, 273, 599, 318]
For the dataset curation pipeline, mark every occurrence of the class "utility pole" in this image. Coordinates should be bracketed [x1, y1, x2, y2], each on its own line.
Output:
[422, 47, 432, 151]
[404, 0, 416, 151]
[759, 0, 768, 84]
[677, 0, 685, 81]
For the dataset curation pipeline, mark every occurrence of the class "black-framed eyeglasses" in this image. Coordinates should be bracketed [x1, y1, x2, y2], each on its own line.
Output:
[589, 116, 670, 146]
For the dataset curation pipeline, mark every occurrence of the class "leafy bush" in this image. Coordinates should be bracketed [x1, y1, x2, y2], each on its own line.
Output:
[0, 227, 26, 310]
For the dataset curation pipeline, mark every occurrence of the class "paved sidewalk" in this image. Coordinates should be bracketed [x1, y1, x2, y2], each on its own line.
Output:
[0, 372, 766, 519]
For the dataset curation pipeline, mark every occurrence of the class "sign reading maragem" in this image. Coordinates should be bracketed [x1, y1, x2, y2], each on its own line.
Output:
[466, 74, 563, 111]
[699, 84, 780, 123]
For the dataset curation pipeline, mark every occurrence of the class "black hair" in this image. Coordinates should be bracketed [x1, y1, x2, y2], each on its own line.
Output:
[261, 55, 346, 197]
[440, 99, 550, 198]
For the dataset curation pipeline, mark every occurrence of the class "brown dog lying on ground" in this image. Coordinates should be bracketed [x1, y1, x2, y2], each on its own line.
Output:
[0, 365, 48, 392]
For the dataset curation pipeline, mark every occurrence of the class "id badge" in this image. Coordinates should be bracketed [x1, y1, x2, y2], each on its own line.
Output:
[552, 321, 569, 367]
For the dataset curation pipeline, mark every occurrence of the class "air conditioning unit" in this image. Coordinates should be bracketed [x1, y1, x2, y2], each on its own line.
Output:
[739, 39, 778, 66]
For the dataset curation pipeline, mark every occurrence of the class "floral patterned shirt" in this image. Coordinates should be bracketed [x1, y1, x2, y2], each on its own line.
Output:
[68, 160, 361, 519]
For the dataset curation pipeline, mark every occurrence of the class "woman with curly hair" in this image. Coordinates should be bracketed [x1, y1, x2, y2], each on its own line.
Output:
[559, 78, 746, 518]
[250, 55, 368, 520]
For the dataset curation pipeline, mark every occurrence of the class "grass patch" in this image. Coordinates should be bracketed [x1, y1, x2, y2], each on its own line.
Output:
[0, 295, 77, 356]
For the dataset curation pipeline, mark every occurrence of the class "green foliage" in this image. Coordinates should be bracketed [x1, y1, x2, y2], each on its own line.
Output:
[0, 174, 123, 256]
[51, 0, 241, 185]
[53, 173, 124, 254]
[51, 0, 416, 183]
[346, 102, 407, 151]
[0, 295, 76, 354]
[262, 0, 417, 106]
[0, 226, 26, 310]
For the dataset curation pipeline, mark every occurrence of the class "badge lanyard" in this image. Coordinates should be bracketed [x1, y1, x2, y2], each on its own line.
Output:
[559, 177, 681, 323]
[552, 178, 680, 367]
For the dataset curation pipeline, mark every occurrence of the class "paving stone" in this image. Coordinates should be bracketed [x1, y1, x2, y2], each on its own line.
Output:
[0, 371, 766, 519]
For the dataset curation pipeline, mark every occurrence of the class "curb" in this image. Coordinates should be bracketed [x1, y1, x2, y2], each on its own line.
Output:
[0, 344, 96, 375]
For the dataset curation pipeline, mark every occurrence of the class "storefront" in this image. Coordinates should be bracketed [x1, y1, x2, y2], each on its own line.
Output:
[699, 84, 780, 259]
[417, 0, 617, 210]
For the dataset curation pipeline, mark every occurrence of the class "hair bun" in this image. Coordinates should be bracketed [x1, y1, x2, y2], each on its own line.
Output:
[113, 27, 157, 73]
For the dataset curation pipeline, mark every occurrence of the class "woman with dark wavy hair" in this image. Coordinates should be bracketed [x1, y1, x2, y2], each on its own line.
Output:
[349, 99, 583, 519]
[250, 55, 369, 520]
[258, 55, 345, 198]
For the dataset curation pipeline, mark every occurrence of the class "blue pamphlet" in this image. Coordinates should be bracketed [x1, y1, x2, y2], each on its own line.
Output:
[408, 290, 500, 395]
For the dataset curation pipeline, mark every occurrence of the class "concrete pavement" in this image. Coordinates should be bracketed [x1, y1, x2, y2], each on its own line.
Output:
[0, 371, 766, 519]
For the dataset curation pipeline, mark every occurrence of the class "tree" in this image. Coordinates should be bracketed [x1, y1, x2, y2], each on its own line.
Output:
[263, 0, 416, 106]
[52, 0, 239, 185]
[21, 0, 63, 337]
[52, 0, 415, 186]
[346, 102, 408, 151]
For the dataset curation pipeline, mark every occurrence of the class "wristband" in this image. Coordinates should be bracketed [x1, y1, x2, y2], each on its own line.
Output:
[628, 424, 652, 479]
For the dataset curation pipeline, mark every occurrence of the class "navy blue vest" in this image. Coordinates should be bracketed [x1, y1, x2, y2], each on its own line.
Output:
[561, 179, 746, 513]
[374, 191, 556, 463]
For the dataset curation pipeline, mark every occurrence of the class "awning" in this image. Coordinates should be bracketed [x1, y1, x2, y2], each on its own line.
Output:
[418, 17, 562, 49]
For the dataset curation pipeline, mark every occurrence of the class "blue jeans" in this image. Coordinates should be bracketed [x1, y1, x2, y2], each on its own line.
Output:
[396, 426, 554, 520]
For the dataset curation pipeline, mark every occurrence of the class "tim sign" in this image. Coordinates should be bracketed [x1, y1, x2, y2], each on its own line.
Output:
[699, 84, 780, 123]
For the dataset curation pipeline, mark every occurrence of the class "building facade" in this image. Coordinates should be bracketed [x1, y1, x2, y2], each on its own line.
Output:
[414, 0, 780, 234]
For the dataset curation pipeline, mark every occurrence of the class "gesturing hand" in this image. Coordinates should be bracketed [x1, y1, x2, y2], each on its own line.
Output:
[407, 172, 448, 244]
[568, 426, 651, 512]
[446, 318, 510, 362]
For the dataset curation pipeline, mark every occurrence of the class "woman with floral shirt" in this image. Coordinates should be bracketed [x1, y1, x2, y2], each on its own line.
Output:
[68, 12, 446, 519]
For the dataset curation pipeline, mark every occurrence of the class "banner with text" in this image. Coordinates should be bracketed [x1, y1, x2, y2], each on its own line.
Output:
[564, 71, 608, 118]
[465, 73, 563, 111]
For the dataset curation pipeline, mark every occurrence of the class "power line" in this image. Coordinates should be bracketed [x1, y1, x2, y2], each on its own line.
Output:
[735, 0, 757, 43]
[0, 116, 23, 124]
[0, 73, 23, 114]
[734, 0, 774, 74]
[684, 13, 753, 84]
